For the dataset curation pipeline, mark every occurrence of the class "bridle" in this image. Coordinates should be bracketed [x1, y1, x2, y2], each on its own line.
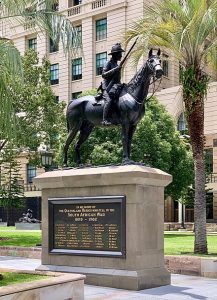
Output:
[146, 57, 163, 101]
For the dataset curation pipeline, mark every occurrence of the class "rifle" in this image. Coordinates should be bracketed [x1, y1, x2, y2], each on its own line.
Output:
[106, 37, 139, 93]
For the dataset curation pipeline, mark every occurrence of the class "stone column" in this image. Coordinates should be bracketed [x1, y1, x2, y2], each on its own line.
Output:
[178, 202, 186, 225]
[34, 165, 172, 290]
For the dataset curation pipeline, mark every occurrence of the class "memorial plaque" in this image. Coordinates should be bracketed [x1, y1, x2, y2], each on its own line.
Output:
[48, 196, 126, 257]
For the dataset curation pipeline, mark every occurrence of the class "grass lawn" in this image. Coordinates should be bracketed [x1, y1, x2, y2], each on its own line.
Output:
[0, 228, 41, 247]
[0, 227, 15, 231]
[1, 227, 217, 256]
[164, 232, 217, 256]
[0, 272, 48, 287]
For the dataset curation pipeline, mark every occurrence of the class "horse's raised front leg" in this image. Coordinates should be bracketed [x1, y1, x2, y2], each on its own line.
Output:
[74, 122, 94, 165]
[63, 126, 79, 167]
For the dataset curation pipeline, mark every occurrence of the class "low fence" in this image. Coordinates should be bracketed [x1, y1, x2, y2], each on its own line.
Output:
[0, 246, 41, 259]
[164, 222, 217, 232]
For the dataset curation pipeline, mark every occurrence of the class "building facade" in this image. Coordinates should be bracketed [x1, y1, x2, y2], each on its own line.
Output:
[1, 0, 217, 224]
[4, 0, 181, 104]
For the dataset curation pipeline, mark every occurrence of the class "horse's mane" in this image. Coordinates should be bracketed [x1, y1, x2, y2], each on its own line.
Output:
[127, 62, 149, 93]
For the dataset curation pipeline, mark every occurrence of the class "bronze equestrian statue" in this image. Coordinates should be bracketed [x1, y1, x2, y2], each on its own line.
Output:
[63, 48, 163, 166]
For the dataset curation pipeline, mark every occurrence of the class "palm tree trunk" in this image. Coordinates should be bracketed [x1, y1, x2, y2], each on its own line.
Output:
[194, 153, 207, 253]
[185, 94, 208, 254]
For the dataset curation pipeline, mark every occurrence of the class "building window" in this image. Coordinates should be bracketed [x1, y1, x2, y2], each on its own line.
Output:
[206, 192, 213, 220]
[74, 0, 82, 5]
[205, 148, 213, 174]
[50, 64, 59, 85]
[68, 0, 82, 7]
[72, 91, 82, 99]
[49, 38, 59, 53]
[28, 38, 37, 50]
[96, 52, 107, 76]
[72, 58, 82, 80]
[72, 25, 82, 47]
[55, 96, 59, 103]
[177, 112, 187, 133]
[162, 54, 169, 77]
[96, 18, 107, 41]
[27, 165, 36, 184]
[52, 0, 59, 11]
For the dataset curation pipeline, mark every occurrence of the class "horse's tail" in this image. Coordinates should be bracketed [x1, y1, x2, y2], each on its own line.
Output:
[66, 118, 70, 133]
[66, 100, 73, 132]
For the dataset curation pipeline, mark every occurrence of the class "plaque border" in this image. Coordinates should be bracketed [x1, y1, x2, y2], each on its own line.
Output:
[48, 196, 126, 258]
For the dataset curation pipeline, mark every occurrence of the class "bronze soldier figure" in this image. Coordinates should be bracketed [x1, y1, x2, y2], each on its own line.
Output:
[101, 43, 125, 125]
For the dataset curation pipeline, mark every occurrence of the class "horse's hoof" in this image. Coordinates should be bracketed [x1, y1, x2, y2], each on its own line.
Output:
[122, 159, 136, 165]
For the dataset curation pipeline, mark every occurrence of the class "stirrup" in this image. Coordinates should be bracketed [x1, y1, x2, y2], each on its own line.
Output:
[92, 102, 101, 106]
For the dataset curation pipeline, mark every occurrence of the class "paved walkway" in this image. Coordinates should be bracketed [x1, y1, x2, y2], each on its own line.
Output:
[1, 256, 217, 299]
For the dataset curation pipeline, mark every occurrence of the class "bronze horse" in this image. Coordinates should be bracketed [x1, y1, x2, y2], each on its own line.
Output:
[63, 49, 163, 166]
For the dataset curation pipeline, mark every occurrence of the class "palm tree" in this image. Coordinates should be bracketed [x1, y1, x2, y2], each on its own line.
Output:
[0, 0, 80, 144]
[125, 0, 217, 253]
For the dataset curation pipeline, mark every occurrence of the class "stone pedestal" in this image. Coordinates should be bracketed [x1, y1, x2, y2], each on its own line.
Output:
[15, 223, 41, 230]
[34, 165, 172, 290]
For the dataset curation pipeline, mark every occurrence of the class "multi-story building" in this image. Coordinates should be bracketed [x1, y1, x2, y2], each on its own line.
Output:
[6, 0, 180, 104]
[1, 0, 217, 225]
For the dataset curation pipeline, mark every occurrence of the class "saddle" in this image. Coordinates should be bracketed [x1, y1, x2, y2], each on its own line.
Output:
[93, 83, 124, 106]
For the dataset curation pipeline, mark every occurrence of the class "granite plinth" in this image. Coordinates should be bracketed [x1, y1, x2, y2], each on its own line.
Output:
[34, 164, 172, 290]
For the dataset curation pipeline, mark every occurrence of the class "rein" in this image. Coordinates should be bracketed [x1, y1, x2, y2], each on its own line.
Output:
[146, 76, 162, 102]
[126, 59, 163, 105]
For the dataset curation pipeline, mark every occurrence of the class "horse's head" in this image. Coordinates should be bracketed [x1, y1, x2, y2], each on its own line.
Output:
[147, 49, 164, 79]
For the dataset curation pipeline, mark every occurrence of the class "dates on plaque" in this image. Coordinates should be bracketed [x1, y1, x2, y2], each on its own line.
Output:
[48, 196, 126, 257]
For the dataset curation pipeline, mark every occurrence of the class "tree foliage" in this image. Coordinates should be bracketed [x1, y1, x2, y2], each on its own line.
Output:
[0, 143, 25, 224]
[0, 0, 80, 143]
[13, 50, 66, 164]
[63, 95, 193, 200]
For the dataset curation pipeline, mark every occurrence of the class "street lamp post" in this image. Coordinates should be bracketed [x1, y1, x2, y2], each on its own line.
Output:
[37, 143, 54, 172]
[40, 151, 53, 172]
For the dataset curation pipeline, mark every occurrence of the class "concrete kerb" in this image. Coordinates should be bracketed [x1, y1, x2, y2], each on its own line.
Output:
[0, 267, 85, 300]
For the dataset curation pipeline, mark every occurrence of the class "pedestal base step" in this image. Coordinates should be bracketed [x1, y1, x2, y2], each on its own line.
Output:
[37, 264, 171, 290]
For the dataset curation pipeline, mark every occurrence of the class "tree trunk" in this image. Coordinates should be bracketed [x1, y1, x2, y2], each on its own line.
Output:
[185, 91, 207, 254]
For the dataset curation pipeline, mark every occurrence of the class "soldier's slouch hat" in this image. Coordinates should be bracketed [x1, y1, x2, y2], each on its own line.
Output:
[109, 43, 125, 55]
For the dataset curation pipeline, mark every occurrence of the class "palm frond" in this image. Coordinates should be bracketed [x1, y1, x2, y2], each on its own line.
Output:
[0, 0, 81, 54]
[125, 0, 217, 72]
[0, 40, 22, 141]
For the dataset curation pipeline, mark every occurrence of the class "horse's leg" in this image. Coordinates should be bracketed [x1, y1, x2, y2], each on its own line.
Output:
[127, 124, 137, 159]
[63, 126, 79, 167]
[75, 122, 94, 165]
[121, 123, 130, 163]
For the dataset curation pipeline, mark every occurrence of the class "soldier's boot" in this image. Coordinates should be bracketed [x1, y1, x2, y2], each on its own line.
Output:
[102, 101, 112, 125]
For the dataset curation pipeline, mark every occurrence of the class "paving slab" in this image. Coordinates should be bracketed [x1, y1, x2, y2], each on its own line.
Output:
[0, 255, 40, 271]
[84, 275, 217, 299]
[1, 256, 217, 299]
